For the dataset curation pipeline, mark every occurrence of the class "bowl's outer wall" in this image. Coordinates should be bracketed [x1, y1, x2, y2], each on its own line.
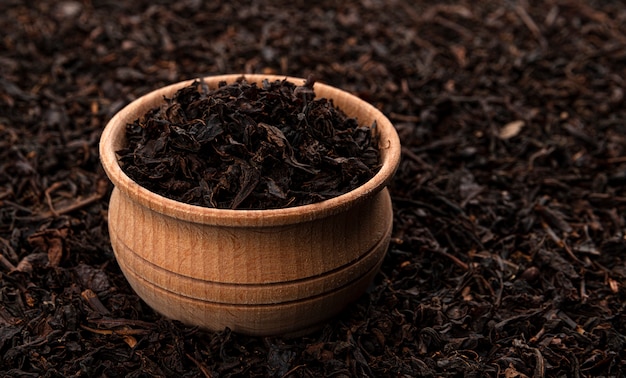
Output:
[109, 187, 392, 335]
[100, 75, 401, 336]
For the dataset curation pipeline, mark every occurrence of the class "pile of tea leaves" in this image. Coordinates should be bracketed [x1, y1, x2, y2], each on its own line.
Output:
[117, 77, 380, 209]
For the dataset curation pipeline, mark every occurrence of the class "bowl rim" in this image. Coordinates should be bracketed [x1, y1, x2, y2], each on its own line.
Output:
[99, 74, 401, 227]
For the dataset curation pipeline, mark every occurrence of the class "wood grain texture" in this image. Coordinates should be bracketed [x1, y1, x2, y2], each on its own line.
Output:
[100, 74, 401, 336]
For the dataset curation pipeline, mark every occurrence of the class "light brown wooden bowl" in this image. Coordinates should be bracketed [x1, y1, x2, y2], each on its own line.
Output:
[99, 74, 401, 336]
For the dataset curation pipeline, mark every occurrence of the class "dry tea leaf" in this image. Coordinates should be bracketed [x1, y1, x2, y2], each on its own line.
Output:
[27, 228, 68, 267]
[498, 120, 525, 140]
[15, 253, 48, 273]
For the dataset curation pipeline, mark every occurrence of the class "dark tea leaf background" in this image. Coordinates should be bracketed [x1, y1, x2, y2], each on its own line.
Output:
[1, 0, 625, 376]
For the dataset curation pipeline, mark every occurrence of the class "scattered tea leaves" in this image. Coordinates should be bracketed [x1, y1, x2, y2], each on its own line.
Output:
[1, 0, 625, 376]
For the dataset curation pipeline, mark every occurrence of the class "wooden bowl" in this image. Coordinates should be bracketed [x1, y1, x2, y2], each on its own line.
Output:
[99, 74, 401, 336]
